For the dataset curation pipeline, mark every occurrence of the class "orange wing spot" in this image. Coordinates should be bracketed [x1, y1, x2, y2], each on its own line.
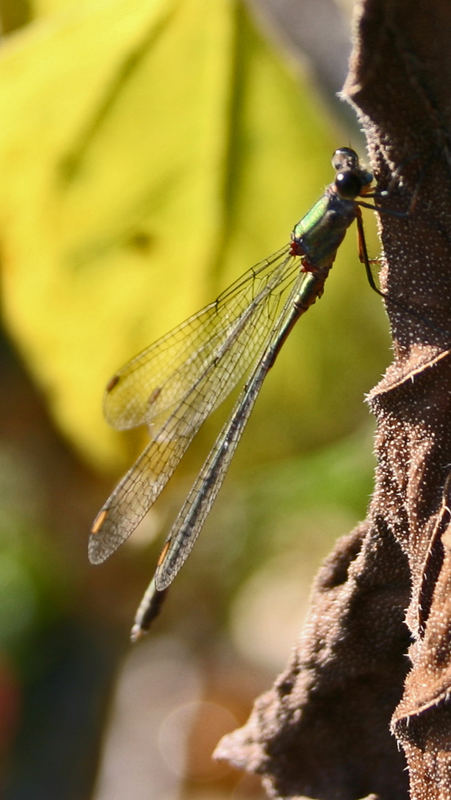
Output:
[157, 540, 171, 567]
[91, 508, 108, 535]
[106, 374, 120, 393]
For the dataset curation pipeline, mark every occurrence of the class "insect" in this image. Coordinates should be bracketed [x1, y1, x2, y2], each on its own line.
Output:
[90, 147, 385, 640]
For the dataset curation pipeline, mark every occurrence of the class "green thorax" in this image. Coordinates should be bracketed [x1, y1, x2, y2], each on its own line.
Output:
[291, 188, 358, 270]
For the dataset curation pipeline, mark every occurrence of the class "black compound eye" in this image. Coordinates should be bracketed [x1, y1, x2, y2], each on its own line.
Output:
[335, 171, 362, 199]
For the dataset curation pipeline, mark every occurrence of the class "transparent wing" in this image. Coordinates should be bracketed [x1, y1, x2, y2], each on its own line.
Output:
[104, 246, 290, 430]
[153, 270, 307, 591]
[89, 247, 299, 564]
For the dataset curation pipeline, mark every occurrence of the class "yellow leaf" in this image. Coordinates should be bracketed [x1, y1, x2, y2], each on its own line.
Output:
[0, 0, 346, 471]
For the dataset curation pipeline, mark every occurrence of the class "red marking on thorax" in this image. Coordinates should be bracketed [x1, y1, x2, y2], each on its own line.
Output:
[290, 239, 303, 257]
[291, 239, 315, 273]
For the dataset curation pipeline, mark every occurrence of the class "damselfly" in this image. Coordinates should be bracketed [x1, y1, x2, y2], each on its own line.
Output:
[90, 147, 385, 640]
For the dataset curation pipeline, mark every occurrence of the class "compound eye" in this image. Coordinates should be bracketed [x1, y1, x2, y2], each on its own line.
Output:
[335, 171, 361, 199]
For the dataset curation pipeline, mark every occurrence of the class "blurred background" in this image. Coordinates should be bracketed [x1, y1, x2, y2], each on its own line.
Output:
[0, 0, 391, 797]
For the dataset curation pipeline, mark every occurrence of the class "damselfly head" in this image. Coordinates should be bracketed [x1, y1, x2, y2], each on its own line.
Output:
[332, 147, 374, 200]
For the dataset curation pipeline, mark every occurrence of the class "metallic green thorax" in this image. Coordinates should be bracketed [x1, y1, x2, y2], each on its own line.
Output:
[291, 188, 361, 271]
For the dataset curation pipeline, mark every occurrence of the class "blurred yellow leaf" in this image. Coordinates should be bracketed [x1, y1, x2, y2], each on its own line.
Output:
[0, 0, 362, 471]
